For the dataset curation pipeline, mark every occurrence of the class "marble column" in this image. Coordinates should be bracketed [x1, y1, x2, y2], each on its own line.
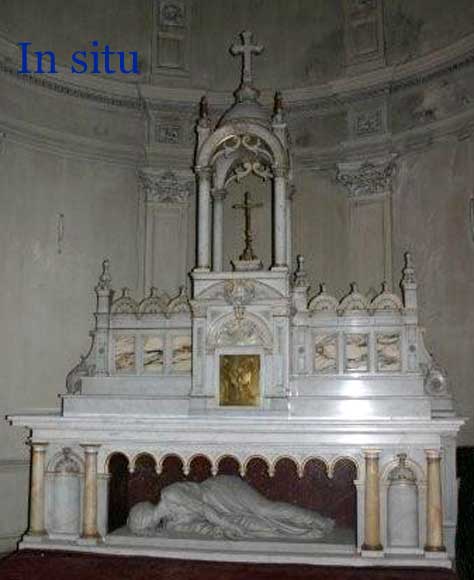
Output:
[286, 185, 295, 271]
[197, 167, 212, 270]
[362, 450, 383, 551]
[81, 444, 100, 539]
[425, 449, 446, 552]
[29, 442, 48, 536]
[212, 188, 227, 272]
[273, 168, 287, 268]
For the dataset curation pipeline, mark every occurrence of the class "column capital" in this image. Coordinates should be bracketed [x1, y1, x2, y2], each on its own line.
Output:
[195, 165, 213, 179]
[80, 444, 101, 454]
[272, 164, 288, 179]
[425, 449, 442, 461]
[30, 441, 49, 452]
[212, 188, 227, 201]
[363, 449, 381, 459]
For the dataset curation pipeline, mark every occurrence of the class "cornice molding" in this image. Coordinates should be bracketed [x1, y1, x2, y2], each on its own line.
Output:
[294, 105, 474, 171]
[1, 31, 474, 112]
[0, 114, 143, 166]
[0, 459, 29, 473]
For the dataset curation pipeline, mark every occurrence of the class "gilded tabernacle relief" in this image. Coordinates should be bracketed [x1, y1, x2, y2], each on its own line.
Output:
[376, 333, 401, 372]
[219, 355, 260, 406]
[127, 475, 335, 540]
[143, 336, 164, 373]
[314, 334, 338, 373]
[115, 335, 136, 373]
[171, 336, 192, 372]
[344, 334, 369, 372]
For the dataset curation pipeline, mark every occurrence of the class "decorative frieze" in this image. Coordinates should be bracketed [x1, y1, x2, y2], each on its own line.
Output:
[336, 156, 396, 197]
[138, 168, 194, 203]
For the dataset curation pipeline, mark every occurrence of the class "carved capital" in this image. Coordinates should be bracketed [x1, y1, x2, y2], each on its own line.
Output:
[195, 166, 213, 180]
[138, 168, 194, 203]
[272, 164, 288, 179]
[336, 156, 396, 197]
[212, 188, 228, 202]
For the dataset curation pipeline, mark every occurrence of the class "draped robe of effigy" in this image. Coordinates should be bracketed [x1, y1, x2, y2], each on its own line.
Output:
[127, 475, 335, 540]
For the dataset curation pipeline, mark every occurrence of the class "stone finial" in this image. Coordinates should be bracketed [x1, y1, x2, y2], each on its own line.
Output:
[293, 254, 309, 288]
[402, 251, 416, 285]
[96, 259, 112, 292]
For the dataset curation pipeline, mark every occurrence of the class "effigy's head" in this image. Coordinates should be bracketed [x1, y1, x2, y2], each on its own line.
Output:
[152, 500, 170, 527]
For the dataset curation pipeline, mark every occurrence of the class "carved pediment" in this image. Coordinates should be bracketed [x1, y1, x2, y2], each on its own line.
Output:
[369, 282, 403, 313]
[308, 284, 338, 314]
[111, 288, 139, 315]
[207, 312, 273, 352]
[337, 283, 369, 316]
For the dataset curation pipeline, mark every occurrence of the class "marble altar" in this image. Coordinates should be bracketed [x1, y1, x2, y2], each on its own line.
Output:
[7, 31, 464, 569]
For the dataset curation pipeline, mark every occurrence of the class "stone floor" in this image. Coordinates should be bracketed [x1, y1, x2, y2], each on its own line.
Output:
[0, 550, 458, 580]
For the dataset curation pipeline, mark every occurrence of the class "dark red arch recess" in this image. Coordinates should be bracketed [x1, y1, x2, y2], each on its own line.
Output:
[188, 455, 213, 482]
[108, 452, 358, 536]
[107, 452, 130, 533]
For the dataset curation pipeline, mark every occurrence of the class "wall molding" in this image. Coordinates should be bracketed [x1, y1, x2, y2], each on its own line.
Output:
[0, 459, 29, 473]
[1, 30, 474, 113]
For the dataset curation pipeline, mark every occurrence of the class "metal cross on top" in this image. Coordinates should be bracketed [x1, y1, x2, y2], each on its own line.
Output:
[230, 31, 263, 86]
[232, 191, 263, 261]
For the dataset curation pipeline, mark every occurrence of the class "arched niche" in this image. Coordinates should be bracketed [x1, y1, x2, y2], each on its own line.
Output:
[381, 453, 425, 552]
[46, 448, 83, 537]
[194, 118, 292, 272]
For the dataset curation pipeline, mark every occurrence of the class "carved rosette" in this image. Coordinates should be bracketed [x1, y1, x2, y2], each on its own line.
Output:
[336, 156, 396, 197]
[138, 168, 194, 203]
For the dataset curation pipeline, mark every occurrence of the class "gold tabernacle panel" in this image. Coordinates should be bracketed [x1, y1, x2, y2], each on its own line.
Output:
[219, 354, 260, 406]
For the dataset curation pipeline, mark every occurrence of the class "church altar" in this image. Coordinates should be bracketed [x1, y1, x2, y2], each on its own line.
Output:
[8, 32, 464, 569]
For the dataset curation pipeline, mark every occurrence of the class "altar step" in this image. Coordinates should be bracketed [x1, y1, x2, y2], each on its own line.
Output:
[0, 549, 458, 580]
[61, 393, 431, 419]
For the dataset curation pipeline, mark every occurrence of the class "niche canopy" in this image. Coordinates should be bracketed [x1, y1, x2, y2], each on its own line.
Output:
[194, 31, 292, 273]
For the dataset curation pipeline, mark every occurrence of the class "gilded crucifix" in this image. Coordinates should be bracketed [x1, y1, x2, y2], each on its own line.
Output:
[232, 191, 263, 262]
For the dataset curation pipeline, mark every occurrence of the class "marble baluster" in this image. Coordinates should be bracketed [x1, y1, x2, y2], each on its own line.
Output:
[212, 189, 226, 272]
[273, 167, 287, 268]
[197, 167, 212, 270]
[29, 442, 48, 536]
[362, 450, 383, 551]
[81, 444, 100, 539]
[425, 449, 446, 552]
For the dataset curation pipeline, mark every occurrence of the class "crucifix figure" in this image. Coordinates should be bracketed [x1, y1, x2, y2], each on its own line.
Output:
[232, 191, 263, 262]
[230, 31, 263, 87]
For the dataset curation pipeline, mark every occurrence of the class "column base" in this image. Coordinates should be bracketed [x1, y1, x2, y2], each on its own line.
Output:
[361, 547, 385, 558]
[78, 534, 102, 546]
[22, 530, 48, 542]
[425, 546, 446, 554]
[193, 267, 210, 273]
[361, 543, 384, 552]
[425, 546, 447, 557]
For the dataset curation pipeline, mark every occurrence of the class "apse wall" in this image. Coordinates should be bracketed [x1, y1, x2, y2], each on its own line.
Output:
[0, 72, 143, 552]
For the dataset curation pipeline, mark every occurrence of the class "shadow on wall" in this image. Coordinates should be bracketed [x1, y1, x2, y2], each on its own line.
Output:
[456, 448, 474, 580]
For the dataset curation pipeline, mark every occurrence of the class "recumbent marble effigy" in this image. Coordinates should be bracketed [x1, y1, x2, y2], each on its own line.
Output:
[8, 31, 464, 568]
